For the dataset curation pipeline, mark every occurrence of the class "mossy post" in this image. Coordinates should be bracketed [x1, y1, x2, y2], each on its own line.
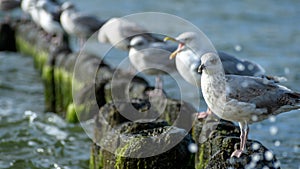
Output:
[192, 115, 281, 169]
[91, 99, 196, 169]
[0, 21, 17, 52]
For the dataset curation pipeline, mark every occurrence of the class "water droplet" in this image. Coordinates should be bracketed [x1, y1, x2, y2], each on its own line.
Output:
[28, 141, 37, 146]
[252, 154, 261, 162]
[262, 166, 270, 169]
[54, 163, 61, 169]
[274, 161, 281, 168]
[37, 148, 44, 153]
[246, 161, 257, 169]
[269, 116, 276, 123]
[251, 143, 260, 150]
[247, 64, 254, 71]
[234, 45, 242, 52]
[241, 81, 249, 88]
[274, 140, 280, 147]
[188, 143, 198, 153]
[282, 152, 288, 157]
[251, 115, 258, 122]
[284, 67, 290, 75]
[262, 78, 269, 84]
[226, 86, 231, 95]
[269, 126, 278, 135]
[293, 145, 299, 153]
[236, 63, 245, 71]
[256, 124, 262, 129]
[264, 151, 273, 161]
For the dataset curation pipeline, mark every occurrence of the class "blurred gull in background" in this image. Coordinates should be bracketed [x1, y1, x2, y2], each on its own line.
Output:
[128, 36, 177, 94]
[60, 1, 105, 47]
[36, 0, 64, 43]
[98, 17, 163, 51]
[0, 0, 21, 19]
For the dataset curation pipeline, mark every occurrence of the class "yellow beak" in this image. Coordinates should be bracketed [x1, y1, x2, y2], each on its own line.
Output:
[164, 36, 181, 60]
[163, 36, 177, 42]
[169, 50, 179, 60]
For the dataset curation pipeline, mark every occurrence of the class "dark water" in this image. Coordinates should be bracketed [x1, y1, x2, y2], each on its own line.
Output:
[1, 0, 300, 168]
[0, 54, 90, 169]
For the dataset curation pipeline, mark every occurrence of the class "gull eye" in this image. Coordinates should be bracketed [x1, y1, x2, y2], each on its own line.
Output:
[210, 58, 218, 65]
[136, 41, 144, 46]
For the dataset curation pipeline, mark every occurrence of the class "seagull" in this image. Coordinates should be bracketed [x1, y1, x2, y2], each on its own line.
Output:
[36, 0, 64, 41]
[21, 0, 36, 15]
[164, 32, 266, 118]
[0, 0, 21, 19]
[128, 36, 177, 93]
[60, 1, 105, 47]
[0, 0, 20, 12]
[98, 17, 163, 51]
[27, 2, 41, 27]
[198, 52, 300, 158]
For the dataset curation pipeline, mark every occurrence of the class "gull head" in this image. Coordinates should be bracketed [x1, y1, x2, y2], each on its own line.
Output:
[36, 0, 47, 9]
[61, 1, 75, 11]
[198, 52, 223, 75]
[128, 36, 149, 50]
[164, 32, 200, 60]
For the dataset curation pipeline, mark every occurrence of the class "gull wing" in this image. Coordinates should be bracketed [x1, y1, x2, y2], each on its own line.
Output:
[225, 75, 300, 113]
[219, 51, 265, 76]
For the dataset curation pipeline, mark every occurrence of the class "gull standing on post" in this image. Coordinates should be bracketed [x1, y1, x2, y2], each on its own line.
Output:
[60, 1, 105, 47]
[0, 0, 20, 13]
[164, 32, 266, 118]
[128, 36, 177, 93]
[198, 52, 300, 158]
[36, 0, 64, 43]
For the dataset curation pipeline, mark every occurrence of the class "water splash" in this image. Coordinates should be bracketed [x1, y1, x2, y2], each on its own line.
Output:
[188, 143, 198, 153]
[269, 126, 278, 136]
[264, 151, 274, 161]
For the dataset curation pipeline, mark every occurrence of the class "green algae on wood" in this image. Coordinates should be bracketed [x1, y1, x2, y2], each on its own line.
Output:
[42, 65, 55, 112]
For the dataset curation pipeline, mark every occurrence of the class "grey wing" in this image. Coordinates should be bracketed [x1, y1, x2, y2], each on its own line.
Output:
[219, 51, 265, 76]
[73, 15, 106, 32]
[150, 42, 178, 52]
[226, 75, 300, 113]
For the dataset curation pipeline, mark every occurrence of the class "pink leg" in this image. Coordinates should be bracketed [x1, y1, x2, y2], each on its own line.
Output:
[231, 122, 249, 158]
[197, 108, 212, 119]
[147, 75, 163, 97]
[155, 75, 162, 90]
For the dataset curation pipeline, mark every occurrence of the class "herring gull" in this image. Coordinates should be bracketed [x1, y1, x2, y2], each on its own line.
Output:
[36, 0, 64, 39]
[164, 32, 266, 118]
[198, 52, 300, 157]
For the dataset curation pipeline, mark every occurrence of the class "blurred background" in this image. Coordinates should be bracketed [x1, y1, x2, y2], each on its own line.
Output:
[0, 0, 299, 168]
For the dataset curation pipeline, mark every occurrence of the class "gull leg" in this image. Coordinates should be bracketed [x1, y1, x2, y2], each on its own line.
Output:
[197, 107, 212, 119]
[231, 121, 248, 158]
[147, 75, 163, 97]
[155, 75, 163, 90]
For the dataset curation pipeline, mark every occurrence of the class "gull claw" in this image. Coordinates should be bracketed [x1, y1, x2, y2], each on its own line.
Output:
[231, 149, 243, 158]
[197, 111, 209, 119]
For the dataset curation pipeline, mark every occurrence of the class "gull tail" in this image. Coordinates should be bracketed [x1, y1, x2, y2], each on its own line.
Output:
[289, 92, 300, 107]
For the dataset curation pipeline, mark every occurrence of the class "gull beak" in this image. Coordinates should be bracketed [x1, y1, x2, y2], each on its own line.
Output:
[163, 36, 177, 42]
[164, 36, 184, 60]
[169, 50, 179, 60]
[198, 64, 205, 74]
